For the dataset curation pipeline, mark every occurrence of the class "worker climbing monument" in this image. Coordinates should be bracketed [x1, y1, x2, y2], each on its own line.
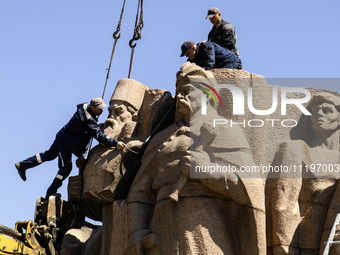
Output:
[58, 59, 340, 255]
[2, 1, 340, 255]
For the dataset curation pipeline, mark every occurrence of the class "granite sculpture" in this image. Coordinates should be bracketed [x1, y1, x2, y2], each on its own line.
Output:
[62, 63, 340, 255]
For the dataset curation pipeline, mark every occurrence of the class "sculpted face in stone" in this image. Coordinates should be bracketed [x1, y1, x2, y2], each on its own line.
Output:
[79, 79, 147, 221]
[310, 102, 340, 133]
[104, 101, 136, 139]
[267, 92, 340, 254]
[109, 102, 136, 123]
[102, 78, 147, 140]
[125, 62, 266, 255]
[176, 83, 203, 118]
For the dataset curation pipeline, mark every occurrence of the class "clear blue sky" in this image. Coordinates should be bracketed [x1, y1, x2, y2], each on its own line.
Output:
[1, 0, 339, 228]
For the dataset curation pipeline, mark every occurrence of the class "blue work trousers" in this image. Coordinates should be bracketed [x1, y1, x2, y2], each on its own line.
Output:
[20, 139, 73, 181]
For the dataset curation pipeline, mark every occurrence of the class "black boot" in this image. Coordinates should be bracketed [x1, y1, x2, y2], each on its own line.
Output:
[15, 154, 44, 181]
[15, 162, 27, 181]
[46, 178, 63, 198]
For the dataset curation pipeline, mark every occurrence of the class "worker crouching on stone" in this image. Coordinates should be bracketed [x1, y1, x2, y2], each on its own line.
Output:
[180, 40, 242, 70]
[15, 97, 125, 198]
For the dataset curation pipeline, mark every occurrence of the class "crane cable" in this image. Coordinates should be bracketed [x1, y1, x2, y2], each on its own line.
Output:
[85, 0, 144, 162]
[128, 0, 144, 78]
[102, 0, 127, 99]
[83, 0, 127, 163]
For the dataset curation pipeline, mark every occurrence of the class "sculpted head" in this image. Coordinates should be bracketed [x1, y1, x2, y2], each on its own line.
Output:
[308, 93, 340, 134]
[175, 62, 216, 122]
[104, 79, 147, 139]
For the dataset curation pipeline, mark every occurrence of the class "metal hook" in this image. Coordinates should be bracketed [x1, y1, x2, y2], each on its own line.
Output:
[113, 29, 121, 40]
[129, 38, 137, 48]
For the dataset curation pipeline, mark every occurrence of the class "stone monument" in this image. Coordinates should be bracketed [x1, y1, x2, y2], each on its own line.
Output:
[125, 62, 266, 255]
[267, 93, 340, 255]
[61, 63, 340, 255]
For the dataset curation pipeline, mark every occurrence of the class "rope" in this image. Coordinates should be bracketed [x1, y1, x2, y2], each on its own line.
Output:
[128, 0, 144, 78]
[145, 102, 174, 143]
[85, 0, 127, 163]
[86, 0, 144, 161]
[102, 0, 127, 99]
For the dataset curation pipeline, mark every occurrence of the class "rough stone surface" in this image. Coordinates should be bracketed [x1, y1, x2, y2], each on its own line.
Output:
[102, 201, 128, 255]
[266, 93, 340, 255]
[125, 63, 266, 255]
[76, 78, 172, 221]
[81, 79, 148, 220]
[68, 78, 173, 253]
[63, 63, 340, 255]
[60, 227, 93, 255]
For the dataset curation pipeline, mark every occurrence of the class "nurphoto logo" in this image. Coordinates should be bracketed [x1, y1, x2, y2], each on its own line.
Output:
[198, 83, 311, 116]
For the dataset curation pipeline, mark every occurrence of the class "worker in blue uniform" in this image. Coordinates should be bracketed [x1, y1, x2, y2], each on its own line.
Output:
[180, 40, 242, 70]
[206, 7, 242, 69]
[15, 97, 125, 198]
[206, 7, 239, 55]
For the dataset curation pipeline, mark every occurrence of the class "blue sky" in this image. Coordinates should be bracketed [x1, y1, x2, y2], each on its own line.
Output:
[1, 0, 339, 228]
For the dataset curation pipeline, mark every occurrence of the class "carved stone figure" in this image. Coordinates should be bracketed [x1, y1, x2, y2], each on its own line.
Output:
[81, 78, 147, 220]
[61, 65, 340, 255]
[125, 62, 266, 255]
[70, 78, 174, 255]
[267, 93, 340, 255]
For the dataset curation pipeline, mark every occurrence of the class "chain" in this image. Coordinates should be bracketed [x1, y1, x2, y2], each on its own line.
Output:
[102, 0, 127, 99]
[128, 0, 144, 78]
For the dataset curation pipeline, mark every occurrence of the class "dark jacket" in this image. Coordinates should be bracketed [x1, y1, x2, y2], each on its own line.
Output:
[56, 103, 118, 158]
[208, 19, 239, 55]
[188, 41, 238, 70]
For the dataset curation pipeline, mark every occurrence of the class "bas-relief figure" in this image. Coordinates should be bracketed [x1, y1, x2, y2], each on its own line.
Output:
[62, 62, 340, 255]
[81, 78, 147, 220]
[125, 62, 266, 255]
[76, 78, 174, 255]
[267, 93, 340, 255]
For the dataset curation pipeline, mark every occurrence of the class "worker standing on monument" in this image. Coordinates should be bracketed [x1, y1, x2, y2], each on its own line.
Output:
[15, 97, 125, 198]
[180, 40, 241, 70]
[206, 7, 242, 69]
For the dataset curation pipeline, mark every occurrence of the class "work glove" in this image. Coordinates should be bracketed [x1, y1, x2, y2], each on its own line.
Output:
[117, 141, 125, 150]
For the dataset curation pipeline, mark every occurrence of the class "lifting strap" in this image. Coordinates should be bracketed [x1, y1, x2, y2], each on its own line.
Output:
[102, 0, 127, 99]
[85, 0, 127, 164]
[85, 0, 144, 161]
[128, 0, 144, 78]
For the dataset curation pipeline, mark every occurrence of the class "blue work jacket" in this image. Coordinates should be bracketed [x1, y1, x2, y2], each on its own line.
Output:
[56, 103, 118, 158]
[188, 41, 238, 70]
